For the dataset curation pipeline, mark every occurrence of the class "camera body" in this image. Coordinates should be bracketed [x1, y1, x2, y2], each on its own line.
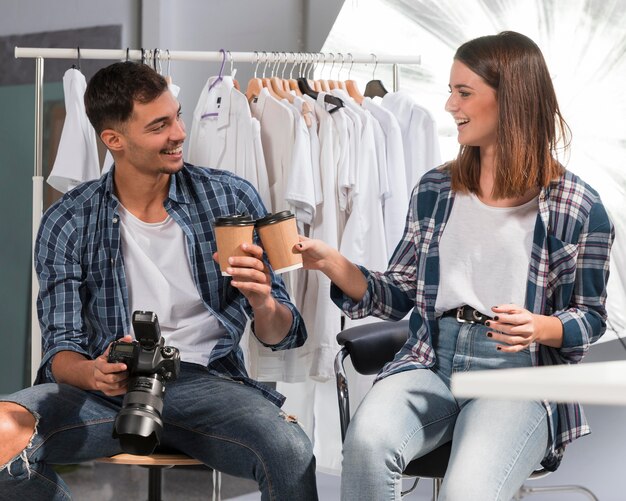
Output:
[108, 312, 179, 382]
[108, 311, 180, 455]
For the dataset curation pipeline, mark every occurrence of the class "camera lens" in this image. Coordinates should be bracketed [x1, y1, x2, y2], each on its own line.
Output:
[113, 374, 166, 455]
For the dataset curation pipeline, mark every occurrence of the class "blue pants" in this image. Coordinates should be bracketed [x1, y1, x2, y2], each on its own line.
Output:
[0, 362, 318, 501]
[341, 317, 551, 501]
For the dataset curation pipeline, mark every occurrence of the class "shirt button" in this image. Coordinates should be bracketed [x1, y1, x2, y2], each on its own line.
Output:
[112, 217, 118, 223]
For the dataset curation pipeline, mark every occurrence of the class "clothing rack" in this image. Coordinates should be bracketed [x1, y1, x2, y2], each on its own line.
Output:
[14, 47, 422, 383]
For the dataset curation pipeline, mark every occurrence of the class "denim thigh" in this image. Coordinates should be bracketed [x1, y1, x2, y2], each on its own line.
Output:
[158, 364, 318, 501]
[341, 368, 459, 500]
[1, 383, 123, 465]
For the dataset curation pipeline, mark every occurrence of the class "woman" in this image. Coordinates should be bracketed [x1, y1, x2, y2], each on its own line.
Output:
[296, 31, 614, 500]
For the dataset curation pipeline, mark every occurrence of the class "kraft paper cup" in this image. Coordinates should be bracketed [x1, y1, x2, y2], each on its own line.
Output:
[214, 215, 255, 276]
[255, 211, 303, 274]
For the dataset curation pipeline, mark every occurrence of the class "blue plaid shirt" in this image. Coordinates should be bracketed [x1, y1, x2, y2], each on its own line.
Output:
[35, 163, 307, 407]
[332, 165, 614, 470]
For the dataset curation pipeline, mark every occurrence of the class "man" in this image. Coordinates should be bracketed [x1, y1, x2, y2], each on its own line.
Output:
[0, 62, 318, 500]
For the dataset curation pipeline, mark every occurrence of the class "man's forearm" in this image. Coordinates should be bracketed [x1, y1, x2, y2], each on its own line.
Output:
[252, 299, 294, 345]
[51, 351, 97, 390]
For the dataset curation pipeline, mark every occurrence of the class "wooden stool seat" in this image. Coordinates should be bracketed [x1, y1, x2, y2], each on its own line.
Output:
[96, 453, 202, 466]
[95, 453, 206, 501]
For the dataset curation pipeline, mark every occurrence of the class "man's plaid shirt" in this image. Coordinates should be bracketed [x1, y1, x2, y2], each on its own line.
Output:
[332, 165, 614, 470]
[35, 164, 306, 407]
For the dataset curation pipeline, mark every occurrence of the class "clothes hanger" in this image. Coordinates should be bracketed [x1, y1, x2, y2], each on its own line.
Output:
[344, 53, 364, 104]
[246, 52, 264, 102]
[260, 52, 280, 99]
[297, 53, 344, 114]
[334, 53, 347, 91]
[287, 53, 302, 96]
[327, 53, 339, 90]
[164, 49, 174, 85]
[270, 53, 295, 102]
[71, 46, 81, 70]
[315, 53, 331, 92]
[363, 53, 388, 99]
[226, 51, 240, 90]
[207, 49, 226, 92]
[274, 52, 313, 127]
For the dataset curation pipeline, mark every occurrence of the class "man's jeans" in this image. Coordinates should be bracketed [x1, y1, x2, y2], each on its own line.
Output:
[341, 317, 550, 501]
[0, 362, 318, 501]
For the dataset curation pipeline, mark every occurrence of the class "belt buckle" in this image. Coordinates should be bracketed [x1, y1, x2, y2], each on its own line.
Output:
[472, 309, 484, 323]
[456, 306, 468, 323]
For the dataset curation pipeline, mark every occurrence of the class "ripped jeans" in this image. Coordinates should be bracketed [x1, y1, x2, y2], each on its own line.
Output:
[0, 362, 318, 501]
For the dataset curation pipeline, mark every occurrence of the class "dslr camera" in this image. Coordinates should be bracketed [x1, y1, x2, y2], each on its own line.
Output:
[108, 310, 180, 455]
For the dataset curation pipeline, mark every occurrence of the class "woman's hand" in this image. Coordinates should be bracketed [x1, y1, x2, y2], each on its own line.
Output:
[93, 335, 132, 396]
[486, 304, 563, 351]
[293, 236, 338, 272]
[294, 236, 368, 302]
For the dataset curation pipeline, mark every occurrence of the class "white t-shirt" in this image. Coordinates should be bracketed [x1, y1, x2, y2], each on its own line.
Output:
[118, 205, 227, 366]
[436, 193, 539, 317]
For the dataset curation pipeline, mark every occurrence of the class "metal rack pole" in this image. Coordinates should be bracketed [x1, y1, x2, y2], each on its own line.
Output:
[15, 47, 420, 66]
[31, 56, 44, 383]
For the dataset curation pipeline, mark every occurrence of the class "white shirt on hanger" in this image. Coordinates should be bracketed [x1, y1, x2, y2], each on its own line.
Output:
[187, 76, 271, 208]
[381, 90, 442, 194]
[249, 87, 295, 213]
[362, 97, 409, 256]
[332, 89, 390, 206]
[48, 68, 100, 193]
[329, 93, 388, 271]
[281, 96, 317, 230]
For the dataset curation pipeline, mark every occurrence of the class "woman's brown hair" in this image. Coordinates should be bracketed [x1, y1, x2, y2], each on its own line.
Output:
[449, 31, 570, 198]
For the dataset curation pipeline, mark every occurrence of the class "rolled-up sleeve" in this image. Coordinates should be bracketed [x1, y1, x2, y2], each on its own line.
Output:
[554, 200, 615, 362]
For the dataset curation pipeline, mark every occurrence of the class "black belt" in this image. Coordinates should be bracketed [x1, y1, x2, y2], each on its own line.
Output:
[441, 305, 492, 325]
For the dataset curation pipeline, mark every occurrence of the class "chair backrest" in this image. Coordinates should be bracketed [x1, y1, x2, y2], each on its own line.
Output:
[336, 320, 409, 374]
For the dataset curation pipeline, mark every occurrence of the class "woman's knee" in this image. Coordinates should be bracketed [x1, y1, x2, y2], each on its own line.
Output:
[0, 403, 37, 464]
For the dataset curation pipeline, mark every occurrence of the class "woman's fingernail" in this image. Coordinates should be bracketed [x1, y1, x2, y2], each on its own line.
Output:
[496, 346, 502, 351]
[487, 332, 493, 338]
[485, 321, 490, 326]
[494, 316, 499, 321]
[298, 243, 303, 248]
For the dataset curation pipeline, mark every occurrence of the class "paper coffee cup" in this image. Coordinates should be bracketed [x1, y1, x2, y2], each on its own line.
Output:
[255, 211, 303, 274]
[214, 215, 255, 276]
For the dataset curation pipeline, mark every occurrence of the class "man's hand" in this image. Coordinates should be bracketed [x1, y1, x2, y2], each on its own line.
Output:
[214, 243, 274, 310]
[93, 335, 132, 396]
[213, 243, 292, 345]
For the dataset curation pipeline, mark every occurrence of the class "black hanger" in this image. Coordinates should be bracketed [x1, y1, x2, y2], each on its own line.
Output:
[363, 79, 388, 98]
[363, 53, 388, 99]
[71, 46, 81, 70]
[297, 77, 344, 114]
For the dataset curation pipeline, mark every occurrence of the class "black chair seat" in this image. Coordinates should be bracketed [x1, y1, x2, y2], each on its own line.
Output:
[403, 442, 451, 478]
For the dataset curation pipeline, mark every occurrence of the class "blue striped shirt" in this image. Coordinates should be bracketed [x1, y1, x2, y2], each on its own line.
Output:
[332, 165, 614, 470]
[35, 163, 307, 407]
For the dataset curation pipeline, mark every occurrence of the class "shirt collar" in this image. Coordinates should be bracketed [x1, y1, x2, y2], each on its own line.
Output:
[167, 163, 193, 205]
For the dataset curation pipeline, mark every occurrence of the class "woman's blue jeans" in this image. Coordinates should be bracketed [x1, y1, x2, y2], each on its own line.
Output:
[341, 317, 550, 501]
[0, 362, 318, 501]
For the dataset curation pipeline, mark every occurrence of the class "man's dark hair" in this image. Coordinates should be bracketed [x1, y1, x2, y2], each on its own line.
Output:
[85, 61, 168, 134]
